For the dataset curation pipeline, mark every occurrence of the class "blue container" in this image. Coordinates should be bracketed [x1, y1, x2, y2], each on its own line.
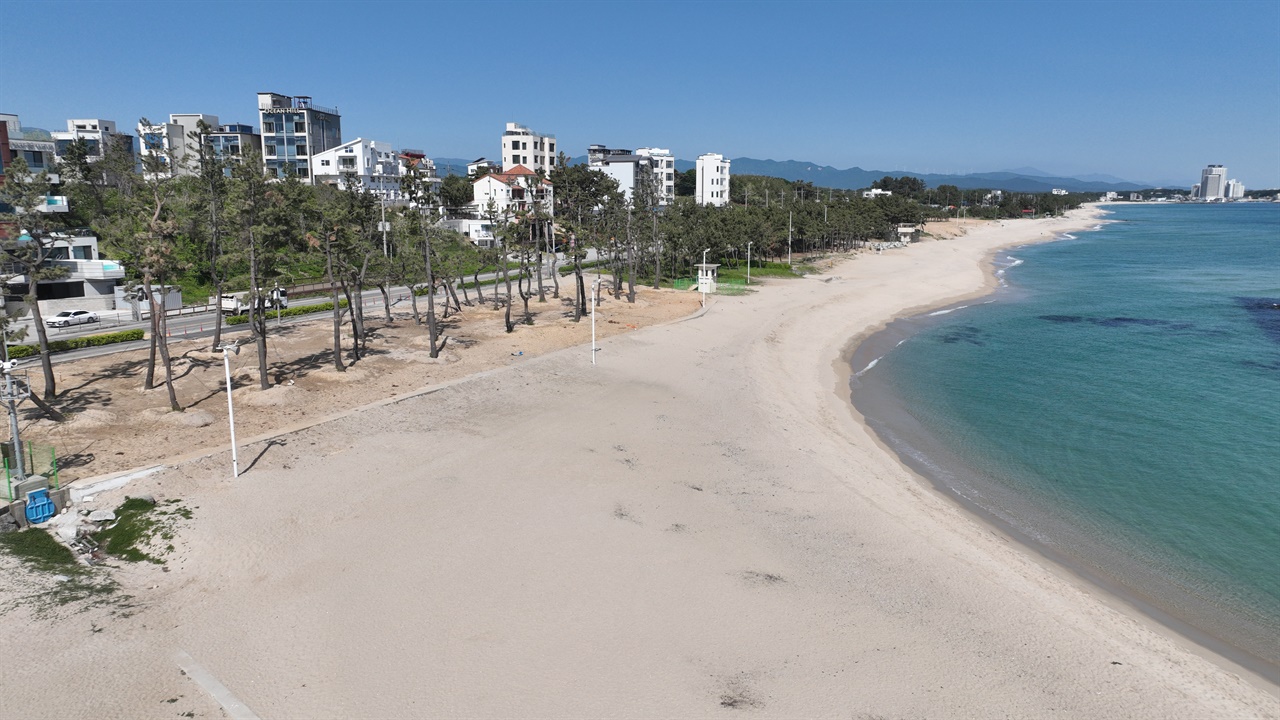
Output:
[25, 488, 55, 524]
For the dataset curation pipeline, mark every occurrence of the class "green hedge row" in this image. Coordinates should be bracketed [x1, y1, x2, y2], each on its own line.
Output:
[225, 300, 347, 325]
[7, 329, 146, 358]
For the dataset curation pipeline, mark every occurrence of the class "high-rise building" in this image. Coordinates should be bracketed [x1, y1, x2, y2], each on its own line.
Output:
[257, 92, 342, 183]
[1199, 164, 1227, 200]
[586, 145, 675, 206]
[696, 153, 731, 207]
[501, 122, 555, 174]
[1225, 178, 1246, 199]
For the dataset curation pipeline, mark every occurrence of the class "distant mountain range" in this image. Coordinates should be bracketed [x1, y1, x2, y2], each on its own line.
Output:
[434, 156, 1182, 193]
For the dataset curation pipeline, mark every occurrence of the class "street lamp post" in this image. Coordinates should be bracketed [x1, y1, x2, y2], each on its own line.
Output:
[218, 342, 241, 478]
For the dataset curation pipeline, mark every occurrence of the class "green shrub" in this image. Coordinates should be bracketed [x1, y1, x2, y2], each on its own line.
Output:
[7, 329, 145, 358]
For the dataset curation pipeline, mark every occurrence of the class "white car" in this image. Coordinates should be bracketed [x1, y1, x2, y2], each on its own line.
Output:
[45, 310, 100, 328]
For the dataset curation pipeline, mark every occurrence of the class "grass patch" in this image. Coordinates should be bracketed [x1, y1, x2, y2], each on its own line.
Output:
[0, 528, 81, 574]
[95, 497, 188, 564]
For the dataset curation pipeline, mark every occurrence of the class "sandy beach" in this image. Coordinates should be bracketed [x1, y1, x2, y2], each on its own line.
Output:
[4, 206, 1278, 718]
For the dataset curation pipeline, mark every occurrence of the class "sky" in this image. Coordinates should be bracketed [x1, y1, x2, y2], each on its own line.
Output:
[3, 0, 1278, 188]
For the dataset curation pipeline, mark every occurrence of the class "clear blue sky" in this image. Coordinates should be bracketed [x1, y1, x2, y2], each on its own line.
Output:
[3, 0, 1278, 187]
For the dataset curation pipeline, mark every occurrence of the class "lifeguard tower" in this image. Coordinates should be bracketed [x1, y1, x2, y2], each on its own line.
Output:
[695, 263, 720, 294]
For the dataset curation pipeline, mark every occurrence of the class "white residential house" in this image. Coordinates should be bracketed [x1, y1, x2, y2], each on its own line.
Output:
[1051, 188, 1069, 195]
[470, 165, 553, 220]
[862, 188, 893, 199]
[696, 153, 730, 206]
[51, 119, 133, 165]
[438, 218, 498, 248]
[2, 231, 125, 314]
[467, 157, 500, 177]
[313, 138, 406, 203]
[501, 123, 555, 174]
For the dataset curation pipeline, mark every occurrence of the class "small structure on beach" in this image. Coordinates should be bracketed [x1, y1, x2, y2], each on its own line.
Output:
[695, 263, 720, 294]
[896, 224, 919, 243]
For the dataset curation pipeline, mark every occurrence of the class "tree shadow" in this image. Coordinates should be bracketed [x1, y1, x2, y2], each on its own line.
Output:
[243, 438, 286, 474]
[61, 357, 149, 394]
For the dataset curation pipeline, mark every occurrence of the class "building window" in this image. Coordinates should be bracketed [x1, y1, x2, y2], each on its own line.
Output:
[321, 159, 330, 167]
[263, 121, 275, 133]
[549, 142, 555, 153]
[298, 168, 309, 178]
[265, 145, 277, 157]
[296, 144, 307, 156]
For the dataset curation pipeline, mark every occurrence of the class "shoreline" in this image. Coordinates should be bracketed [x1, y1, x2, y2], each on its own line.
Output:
[839, 210, 1280, 688]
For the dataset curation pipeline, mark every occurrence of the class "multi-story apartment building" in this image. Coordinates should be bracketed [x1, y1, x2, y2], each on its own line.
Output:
[501, 123, 555, 174]
[137, 120, 185, 174]
[1199, 164, 1227, 200]
[470, 165, 553, 220]
[696, 153, 731, 206]
[206, 123, 262, 163]
[468, 157, 500, 178]
[1225, 178, 1246, 199]
[635, 147, 676, 206]
[51, 119, 133, 165]
[586, 145, 674, 206]
[313, 138, 407, 203]
[3, 231, 125, 313]
[257, 92, 342, 183]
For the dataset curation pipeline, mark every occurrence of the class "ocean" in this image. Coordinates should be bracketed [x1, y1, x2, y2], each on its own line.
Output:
[851, 203, 1280, 673]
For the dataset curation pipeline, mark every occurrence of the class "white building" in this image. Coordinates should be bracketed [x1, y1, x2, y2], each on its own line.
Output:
[467, 157, 500, 177]
[3, 231, 125, 313]
[470, 165, 553, 220]
[313, 138, 405, 202]
[588, 143, 670, 204]
[695, 153, 730, 206]
[137, 120, 184, 175]
[438, 217, 498, 248]
[863, 188, 893, 199]
[1051, 188, 1069, 195]
[636, 147, 676, 205]
[1226, 178, 1245, 199]
[501, 123, 555, 174]
[1199, 164, 1227, 200]
[51, 119, 133, 164]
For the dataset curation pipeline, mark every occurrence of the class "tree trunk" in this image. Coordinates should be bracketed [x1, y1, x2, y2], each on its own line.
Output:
[473, 267, 484, 304]
[210, 202, 224, 351]
[445, 278, 462, 315]
[145, 310, 158, 391]
[378, 282, 393, 322]
[501, 251, 514, 333]
[24, 297, 57, 400]
[548, 221, 560, 299]
[652, 213, 661, 290]
[457, 275, 471, 306]
[248, 229, 269, 391]
[325, 233, 345, 372]
[408, 284, 422, 325]
[534, 223, 546, 304]
[420, 217, 440, 358]
[520, 251, 532, 325]
[146, 277, 181, 411]
[341, 281, 360, 361]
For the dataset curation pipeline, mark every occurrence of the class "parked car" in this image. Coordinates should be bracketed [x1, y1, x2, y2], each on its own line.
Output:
[45, 310, 100, 328]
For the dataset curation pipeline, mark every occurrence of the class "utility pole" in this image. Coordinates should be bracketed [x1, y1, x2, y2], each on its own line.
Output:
[746, 241, 752, 285]
[218, 342, 241, 478]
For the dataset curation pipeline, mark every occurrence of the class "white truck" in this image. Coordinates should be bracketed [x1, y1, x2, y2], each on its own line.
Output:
[219, 289, 289, 316]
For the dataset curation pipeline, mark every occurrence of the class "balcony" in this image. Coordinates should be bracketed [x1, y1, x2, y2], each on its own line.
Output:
[49, 259, 125, 281]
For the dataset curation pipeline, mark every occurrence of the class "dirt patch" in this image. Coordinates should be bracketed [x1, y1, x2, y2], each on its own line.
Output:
[24, 285, 702, 483]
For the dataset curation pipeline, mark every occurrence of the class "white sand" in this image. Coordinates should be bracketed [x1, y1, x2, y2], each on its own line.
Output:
[4, 206, 1277, 718]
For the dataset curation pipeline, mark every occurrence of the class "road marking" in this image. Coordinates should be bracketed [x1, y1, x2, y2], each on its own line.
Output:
[174, 649, 262, 720]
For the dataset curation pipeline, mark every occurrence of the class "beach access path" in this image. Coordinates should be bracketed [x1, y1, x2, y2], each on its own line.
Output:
[5, 206, 1277, 718]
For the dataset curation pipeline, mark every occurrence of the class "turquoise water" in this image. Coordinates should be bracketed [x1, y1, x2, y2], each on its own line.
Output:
[857, 204, 1280, 669]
